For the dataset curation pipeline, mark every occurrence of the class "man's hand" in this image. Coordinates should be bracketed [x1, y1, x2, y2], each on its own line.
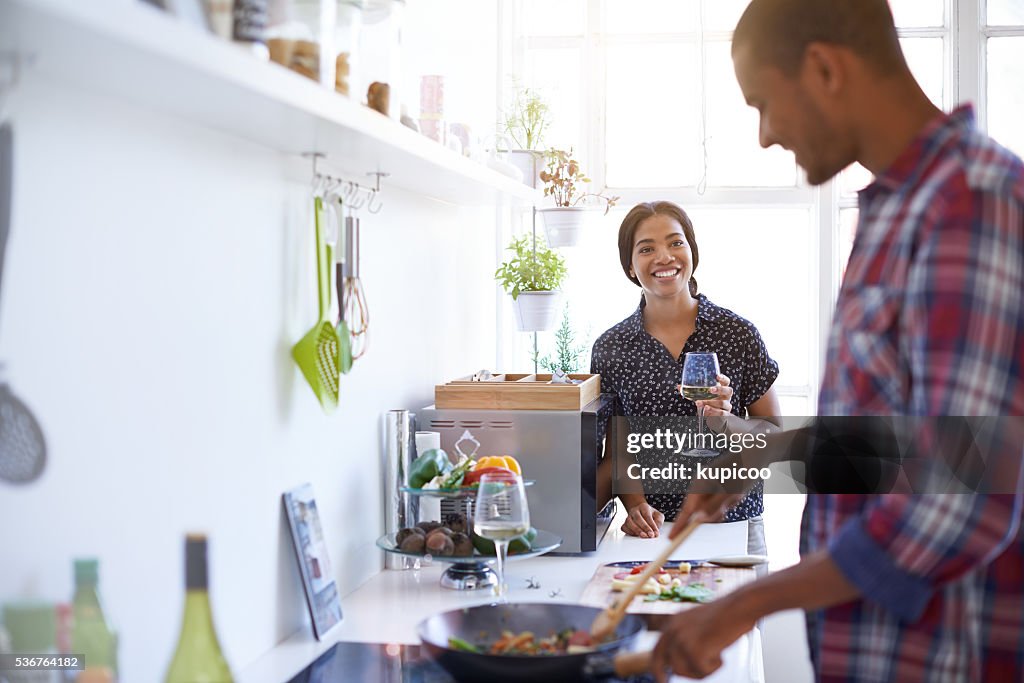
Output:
[651, 594, 757, 681]
[668, 493, 745, 539]
[622, 501, 665, 538]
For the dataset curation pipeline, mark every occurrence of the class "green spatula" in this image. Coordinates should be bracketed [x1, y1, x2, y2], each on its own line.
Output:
[292, 197, 340, 412]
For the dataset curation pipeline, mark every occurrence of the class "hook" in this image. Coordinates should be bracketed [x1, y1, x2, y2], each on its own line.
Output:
[367, 189, 383, 214]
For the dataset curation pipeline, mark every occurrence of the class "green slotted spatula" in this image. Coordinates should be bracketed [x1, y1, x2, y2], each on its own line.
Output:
[292, 196, 340, 412]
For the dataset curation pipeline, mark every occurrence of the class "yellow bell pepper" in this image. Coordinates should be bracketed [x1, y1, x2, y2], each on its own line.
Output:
[475, 455, 521, 476]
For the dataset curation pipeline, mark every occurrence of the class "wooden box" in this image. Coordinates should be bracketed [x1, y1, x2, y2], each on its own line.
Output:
[434, 373, 601, 410]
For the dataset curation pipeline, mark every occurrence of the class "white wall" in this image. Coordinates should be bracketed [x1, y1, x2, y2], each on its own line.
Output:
[0, 72, 497, 679]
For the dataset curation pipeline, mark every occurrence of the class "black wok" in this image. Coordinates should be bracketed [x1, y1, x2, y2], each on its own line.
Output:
[418, 602, 649, 683]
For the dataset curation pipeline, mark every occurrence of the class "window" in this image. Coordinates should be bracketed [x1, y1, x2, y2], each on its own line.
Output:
[502, 1, 1024, 416]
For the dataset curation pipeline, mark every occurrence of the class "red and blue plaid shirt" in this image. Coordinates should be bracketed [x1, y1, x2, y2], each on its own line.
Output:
[808, 105, 1024, 682]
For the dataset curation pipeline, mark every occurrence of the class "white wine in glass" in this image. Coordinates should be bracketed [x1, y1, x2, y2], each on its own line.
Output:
[473, 472, 529, 600]
[681, 352, 720, 456]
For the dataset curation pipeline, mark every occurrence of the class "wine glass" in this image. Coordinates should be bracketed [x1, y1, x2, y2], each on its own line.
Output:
[681, 352, 720, 456]
[473, 472, 530, 600]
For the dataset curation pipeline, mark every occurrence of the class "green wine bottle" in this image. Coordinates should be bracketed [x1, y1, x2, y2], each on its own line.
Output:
[71, 558, 117, 681]
[164, 535, 234, 683]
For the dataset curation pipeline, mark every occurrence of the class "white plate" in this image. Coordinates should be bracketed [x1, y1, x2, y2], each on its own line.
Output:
[705, 554, 768, 568]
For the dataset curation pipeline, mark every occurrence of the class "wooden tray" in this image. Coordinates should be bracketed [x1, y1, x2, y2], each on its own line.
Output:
[434, 373, 601, 410]
[578, 561, 757, 627]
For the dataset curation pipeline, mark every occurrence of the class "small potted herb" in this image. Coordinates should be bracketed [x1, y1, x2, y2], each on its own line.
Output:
[534, 305, 591, 374]
[494, 234, 568, 332]
[502, 78, 551, 188]
[538, 148, 620, 247]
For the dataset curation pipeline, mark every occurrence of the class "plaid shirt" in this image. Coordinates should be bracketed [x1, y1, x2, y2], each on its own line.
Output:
[807, 106, 1024, 682]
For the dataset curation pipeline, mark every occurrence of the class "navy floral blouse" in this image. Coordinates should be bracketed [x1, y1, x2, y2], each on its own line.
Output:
[590, 294, 779, 521]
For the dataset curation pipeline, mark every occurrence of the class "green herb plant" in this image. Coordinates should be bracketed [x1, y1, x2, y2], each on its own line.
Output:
[535, 305, 590, 373]
[502, 78, 551, 150]
[540, 148, 620, 215]
[494, 234, 568, 301]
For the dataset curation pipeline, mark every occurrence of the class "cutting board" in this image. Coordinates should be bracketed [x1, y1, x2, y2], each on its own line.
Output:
[579, 560, 757, 626]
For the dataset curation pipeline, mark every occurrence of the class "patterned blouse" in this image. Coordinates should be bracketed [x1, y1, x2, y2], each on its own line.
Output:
[590, 294, 779, 521]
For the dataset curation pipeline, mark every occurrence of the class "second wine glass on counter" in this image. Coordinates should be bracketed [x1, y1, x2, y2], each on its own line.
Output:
[681, 351, 721, 457]
[472, 472, 529, 601]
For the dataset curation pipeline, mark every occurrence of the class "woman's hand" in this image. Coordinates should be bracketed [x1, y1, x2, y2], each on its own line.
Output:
[622, 501, 665, 538]
[678, 373, 733, 432]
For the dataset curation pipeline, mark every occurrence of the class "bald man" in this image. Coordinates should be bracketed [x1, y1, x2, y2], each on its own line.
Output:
[652, 1, 1024, 681]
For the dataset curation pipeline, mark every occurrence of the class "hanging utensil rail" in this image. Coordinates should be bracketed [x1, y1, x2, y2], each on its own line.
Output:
[304, 152, 387, 214]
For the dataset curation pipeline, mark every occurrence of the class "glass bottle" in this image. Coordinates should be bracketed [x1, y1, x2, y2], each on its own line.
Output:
[334, 0, 365, 98]
[164, 535, 233, 683]
[360, 0, 406, 118]
[71, 559, 117, 682]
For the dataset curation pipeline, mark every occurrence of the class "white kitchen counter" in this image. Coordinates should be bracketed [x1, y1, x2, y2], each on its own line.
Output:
[240, 515, 763, 683]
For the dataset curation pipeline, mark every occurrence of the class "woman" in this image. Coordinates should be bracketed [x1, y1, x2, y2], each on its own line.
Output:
[592, 201, 781, 554]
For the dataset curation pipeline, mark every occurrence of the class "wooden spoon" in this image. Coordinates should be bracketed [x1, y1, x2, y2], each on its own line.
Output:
[589, 513, 706, 641]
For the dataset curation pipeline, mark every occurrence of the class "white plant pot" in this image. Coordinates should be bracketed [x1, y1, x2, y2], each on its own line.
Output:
[512, 291, 563, 332]
[508, 150, 545, 188]
[538, 207, 590, 248]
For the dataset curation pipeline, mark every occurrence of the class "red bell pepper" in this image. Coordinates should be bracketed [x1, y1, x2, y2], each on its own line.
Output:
[462, 466, 516, 487]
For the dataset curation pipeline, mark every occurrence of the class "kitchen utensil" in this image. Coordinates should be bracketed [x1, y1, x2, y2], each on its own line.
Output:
[343, 215, 369, 360]
[0, 123, 47, 485]
[418, 602, 651, 682]
[291, 196, 340, 412]
[589, 512, 706, 641]
[332, 199, 353, 374]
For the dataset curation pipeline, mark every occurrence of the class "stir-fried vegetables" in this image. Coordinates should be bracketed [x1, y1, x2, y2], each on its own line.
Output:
[447, 628, 597, 656]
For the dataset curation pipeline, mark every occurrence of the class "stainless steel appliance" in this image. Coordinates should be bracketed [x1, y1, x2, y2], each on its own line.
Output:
[419, 394, 616, 553]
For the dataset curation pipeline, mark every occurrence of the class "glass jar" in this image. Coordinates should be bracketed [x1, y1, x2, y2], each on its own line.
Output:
[266, 0, 337, 87]
[360, 0, 405, 118]
[334, 1, 365, 98]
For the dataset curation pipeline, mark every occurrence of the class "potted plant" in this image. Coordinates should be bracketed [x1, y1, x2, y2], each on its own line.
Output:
[502, 78, 551, 188]
[494, 234, 568, 332]
[538, 148, 620, 247]
[534, 305, 591, 374]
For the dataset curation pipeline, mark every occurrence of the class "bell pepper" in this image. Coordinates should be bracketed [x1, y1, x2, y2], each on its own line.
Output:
[462, 466, 515, 487]
[408, 448, 452, 488]
[475, 455, 522, 476]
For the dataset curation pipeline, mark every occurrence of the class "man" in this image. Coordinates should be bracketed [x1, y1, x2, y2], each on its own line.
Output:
[651, 1, 1024, 681]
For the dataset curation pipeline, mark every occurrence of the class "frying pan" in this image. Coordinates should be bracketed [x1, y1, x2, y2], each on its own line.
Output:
[418, 602, 649, 683]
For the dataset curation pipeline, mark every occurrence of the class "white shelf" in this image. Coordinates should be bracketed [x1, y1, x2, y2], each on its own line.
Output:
[1, 0, 540, 206]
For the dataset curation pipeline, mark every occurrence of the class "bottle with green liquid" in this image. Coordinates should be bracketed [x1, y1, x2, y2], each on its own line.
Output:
[71, 558, 117, 682]
[164, 534, 234, 683]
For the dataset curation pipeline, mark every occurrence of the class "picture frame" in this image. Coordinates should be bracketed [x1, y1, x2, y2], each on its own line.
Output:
[283, 483, 343, 639]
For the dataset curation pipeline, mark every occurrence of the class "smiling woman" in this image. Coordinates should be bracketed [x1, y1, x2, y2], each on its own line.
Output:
[590, 201, 782, 552]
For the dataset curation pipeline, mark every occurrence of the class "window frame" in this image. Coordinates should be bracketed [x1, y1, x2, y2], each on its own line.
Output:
[498, 0, 1019, 415]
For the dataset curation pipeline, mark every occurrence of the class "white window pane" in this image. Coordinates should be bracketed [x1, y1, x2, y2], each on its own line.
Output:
[522, 0, 585, 36]
[839, 208, 859, 285]
[778, 395, 811, 417]
[706, 42, 797, 187]
[703, 0, 752, 32]
[988, 0, 1024, 26]
[888, 0, 944, 28]
[606, 43, 700, 187]
[524, 48, 583, 153]
[900, 37, 944, 109]
[840, 163, 873, 197]
[606, 0, 697, 33]
[687, 207, 813, 388]
[988, 37, 1024, 159]
[560, 206, 813, 390]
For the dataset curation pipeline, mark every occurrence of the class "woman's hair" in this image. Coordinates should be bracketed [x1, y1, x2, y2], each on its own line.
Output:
[617, 201, 700, 297]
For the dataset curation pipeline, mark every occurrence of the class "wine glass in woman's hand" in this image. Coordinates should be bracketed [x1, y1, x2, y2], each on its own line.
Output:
[681, 352, 720, 456]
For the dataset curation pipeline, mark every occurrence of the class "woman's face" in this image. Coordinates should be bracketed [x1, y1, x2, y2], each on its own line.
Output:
[630, 213, 694, 301]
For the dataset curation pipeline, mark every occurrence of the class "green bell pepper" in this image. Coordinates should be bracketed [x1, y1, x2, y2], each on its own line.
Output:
[408, 448, 452, 488]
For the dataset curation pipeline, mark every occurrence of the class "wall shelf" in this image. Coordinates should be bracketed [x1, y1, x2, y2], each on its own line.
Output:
[1, 0, 540, 206]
